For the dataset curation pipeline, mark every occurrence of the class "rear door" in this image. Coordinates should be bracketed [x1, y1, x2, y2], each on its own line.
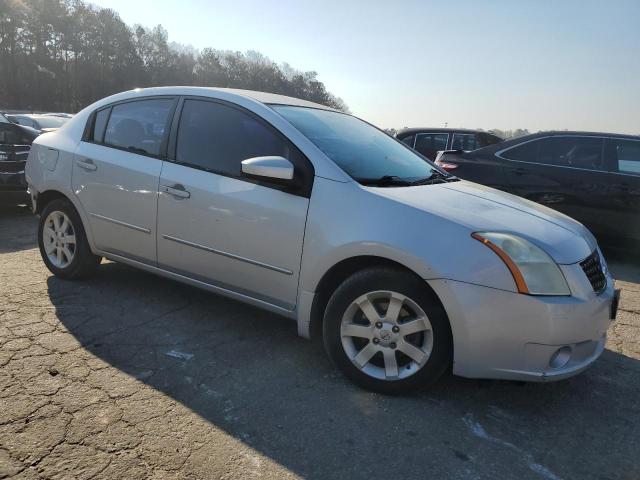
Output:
[156, 98, 312, 310]
[605, 137, 640, 243]
[72, 97, 176, 263]
[500, 135, 612, 237]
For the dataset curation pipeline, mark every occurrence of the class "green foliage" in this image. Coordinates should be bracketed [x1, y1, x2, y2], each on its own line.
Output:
[0, 0, 347, 112]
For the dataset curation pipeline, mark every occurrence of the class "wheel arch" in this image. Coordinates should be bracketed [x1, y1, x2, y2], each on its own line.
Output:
[34, 188, 97, 252]
[34, 189, 69, 215]
[305, 255, 449, 342]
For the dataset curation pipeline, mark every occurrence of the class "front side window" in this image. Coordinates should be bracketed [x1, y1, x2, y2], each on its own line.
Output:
[451, 133, 477, 151]
[273, 106, 441, 183]
[103, 98, 174, 156]
[538, 137, 604, 170]
[611, 138, 640, 174]
[176, 99, 292, 177]
[414, 133, 448, 160]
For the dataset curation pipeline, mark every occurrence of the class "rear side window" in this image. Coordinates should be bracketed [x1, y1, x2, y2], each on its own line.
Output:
[414, 133, 448, 160]
[175, 99, 292, 177]
[103, 99, 174, 156]
[451, 133, 477, 151]
[538, 137, 604, 170]
[611, 139, 640, 174]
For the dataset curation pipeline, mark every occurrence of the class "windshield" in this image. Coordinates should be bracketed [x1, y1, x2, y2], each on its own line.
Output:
[272, 106, 441, 184]
[34, 116, 68, 129]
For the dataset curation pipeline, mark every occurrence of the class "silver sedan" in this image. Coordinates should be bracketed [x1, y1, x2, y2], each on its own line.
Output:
[25, 87, 618, 393]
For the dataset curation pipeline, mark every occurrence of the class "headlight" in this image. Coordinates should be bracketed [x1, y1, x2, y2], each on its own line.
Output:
[472, 232, 570, 296]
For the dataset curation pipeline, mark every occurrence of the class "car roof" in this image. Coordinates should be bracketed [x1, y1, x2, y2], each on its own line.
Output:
[396, 128, 501, 138]
[515, 130, 640, 141]
[89, 86, 337, 112]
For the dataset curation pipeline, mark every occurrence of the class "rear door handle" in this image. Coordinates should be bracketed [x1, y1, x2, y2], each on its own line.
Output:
[161, 184, 191, 199]
[76, 159, 97, 171]
[513, 167, 527, 176]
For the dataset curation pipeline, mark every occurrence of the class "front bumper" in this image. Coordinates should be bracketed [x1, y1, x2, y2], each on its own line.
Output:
[428, 263, 615, 382]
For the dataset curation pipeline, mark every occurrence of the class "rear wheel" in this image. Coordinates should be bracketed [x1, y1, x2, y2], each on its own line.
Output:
[323, 267, 452, 394]
[38, 198, 101, 279]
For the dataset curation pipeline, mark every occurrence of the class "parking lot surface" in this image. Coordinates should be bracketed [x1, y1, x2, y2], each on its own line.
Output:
[1, 198, 639, 480]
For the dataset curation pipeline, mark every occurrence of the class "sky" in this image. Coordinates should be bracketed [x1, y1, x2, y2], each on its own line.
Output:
[93, 0, 640, 134]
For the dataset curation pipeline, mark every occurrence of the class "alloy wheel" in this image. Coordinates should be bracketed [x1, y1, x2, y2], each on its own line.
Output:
[43, 210, 76, 269]
[340, 290, 433, 381]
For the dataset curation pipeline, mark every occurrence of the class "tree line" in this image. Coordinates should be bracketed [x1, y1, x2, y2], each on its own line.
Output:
[0, 0, 348, 113]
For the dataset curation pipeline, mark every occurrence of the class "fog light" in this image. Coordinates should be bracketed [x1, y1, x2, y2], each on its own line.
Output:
[549, 346, 572, 369]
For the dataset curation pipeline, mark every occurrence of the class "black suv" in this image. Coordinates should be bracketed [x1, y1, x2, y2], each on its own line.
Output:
[435, 131, 640, 247]
[396, 128, 503, 161]
[0, 115, 39, 192]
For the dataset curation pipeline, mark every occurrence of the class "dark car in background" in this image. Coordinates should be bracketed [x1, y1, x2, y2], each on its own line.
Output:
[435, 131, 640, 247]
[5, 113, 69, 132]
[396, 128, 503, 160]
[0, 114, 40, 192]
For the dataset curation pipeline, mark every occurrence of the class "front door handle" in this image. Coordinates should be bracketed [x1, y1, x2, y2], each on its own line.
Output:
[513, 167, 527, 176]
[77, 159, 97, 171]
[161, 184, 191, 199]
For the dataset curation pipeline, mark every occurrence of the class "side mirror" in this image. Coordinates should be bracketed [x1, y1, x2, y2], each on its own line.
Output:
[241, 156, 294, 181]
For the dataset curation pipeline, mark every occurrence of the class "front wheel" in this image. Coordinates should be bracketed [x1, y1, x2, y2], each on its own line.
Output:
[38, 198, 101, 279]
[323, 267, 452, 394]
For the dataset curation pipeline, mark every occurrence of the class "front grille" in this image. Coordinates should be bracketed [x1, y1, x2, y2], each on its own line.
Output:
[580, 251, 606, 293]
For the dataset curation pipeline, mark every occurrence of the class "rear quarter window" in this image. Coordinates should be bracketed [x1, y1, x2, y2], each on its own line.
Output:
[399, 134, 415, 147]
[501, 139, 539, 162]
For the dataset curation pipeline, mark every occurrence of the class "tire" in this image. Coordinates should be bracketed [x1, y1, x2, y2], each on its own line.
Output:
[38, 198, 101, 279]
[323, 267, 452, 394]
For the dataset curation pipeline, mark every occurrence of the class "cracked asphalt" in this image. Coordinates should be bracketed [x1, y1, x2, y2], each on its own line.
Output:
[1, 194, 639, 480]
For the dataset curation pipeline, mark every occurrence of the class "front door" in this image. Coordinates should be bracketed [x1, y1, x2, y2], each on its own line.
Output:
[72, 97, 176, 263]
[605, 137, 640, 244]
[501, 135, 613, 238]
[157, 98, 312, 310]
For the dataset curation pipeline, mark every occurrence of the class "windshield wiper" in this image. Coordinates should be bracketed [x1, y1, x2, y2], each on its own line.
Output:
[358, 175, 413, 187]
[409, 170, 458, 185]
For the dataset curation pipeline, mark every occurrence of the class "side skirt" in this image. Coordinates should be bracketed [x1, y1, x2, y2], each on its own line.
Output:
[100, 251, 297, 320]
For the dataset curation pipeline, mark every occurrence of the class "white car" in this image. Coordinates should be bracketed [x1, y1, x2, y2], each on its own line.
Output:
[25, 87, 619, 393]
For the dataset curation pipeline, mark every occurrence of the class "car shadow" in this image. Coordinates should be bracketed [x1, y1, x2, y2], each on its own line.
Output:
[0, 192, 37, 253]
[47, 261, 640, 479]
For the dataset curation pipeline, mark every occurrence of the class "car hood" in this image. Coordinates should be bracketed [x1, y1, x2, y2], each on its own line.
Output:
[370, 180, 596, 264]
